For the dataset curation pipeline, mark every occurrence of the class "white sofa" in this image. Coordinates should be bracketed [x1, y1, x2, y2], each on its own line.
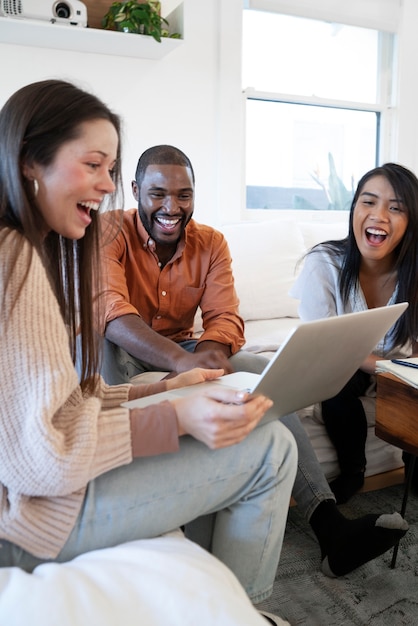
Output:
[0, 530, 277, 626]
[0, 214, 403, 626]
[219, 215, 404, 482]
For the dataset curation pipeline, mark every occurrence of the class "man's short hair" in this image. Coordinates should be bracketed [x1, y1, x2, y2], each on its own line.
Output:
[135, 145, 195, 187]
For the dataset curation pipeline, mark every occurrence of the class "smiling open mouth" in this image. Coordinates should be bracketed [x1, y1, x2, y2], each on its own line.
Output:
[78, 200, 100, 215]
[155, 216, 182, 230]
[366, 227, 387, 244]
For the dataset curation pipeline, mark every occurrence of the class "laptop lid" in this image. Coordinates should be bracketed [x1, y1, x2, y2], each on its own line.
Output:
[123, 302, 408, 417]
[250, 301, 408, 418]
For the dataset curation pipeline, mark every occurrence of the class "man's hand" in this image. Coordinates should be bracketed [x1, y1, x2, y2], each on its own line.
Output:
[173, 388, 273, 449]
[166, 367, 225, 390]
[176, 349, 234, 374]
[105, 315, 235, 374]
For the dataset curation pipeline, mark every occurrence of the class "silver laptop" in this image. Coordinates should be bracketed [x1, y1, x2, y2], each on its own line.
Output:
[123, 302, 408, 418]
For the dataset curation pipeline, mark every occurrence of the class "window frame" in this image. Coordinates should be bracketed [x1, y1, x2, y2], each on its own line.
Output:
[241, 9, 396, 218]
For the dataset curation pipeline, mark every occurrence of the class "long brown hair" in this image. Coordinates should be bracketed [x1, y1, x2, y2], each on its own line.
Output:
[0, 79, 123, 393]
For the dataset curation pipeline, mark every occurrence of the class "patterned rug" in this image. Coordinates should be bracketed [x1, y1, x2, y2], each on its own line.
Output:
[259, 484, 418, 625]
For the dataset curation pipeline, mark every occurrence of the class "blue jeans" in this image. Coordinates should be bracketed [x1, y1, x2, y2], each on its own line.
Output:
[281, 413, 335, 520]
[100, 338, 270, 385]
[100, 340, 335, 520]
[0, 417, 297, 604]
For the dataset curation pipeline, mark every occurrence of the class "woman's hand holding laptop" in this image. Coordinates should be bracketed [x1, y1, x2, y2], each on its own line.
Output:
[173, 388, 272, 449]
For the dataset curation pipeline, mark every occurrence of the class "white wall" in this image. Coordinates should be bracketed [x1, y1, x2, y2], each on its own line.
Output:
[1, 0, 418, 226]
[396, 0, 418, 174]
[0, 0, 222, 225]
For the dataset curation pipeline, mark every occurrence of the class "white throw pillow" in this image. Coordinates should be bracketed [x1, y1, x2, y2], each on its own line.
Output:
[298, 219, 349, 251]
[221, 221, 305, 321]
[0, 531, 269, 626]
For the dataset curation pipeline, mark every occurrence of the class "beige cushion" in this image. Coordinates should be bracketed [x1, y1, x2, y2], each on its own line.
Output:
[221, 221, 305, 321]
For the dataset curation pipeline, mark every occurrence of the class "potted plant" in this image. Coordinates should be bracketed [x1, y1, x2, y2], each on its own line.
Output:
[102, 1, 180, 42]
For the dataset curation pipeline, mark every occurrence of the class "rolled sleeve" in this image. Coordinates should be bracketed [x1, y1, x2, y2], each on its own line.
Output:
[129, 401, 180, 457]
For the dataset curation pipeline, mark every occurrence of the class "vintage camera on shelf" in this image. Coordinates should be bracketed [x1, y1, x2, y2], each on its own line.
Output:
[0, 0, 87, 27]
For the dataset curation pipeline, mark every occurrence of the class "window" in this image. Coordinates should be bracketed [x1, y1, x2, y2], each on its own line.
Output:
[242, 10, 395, 212]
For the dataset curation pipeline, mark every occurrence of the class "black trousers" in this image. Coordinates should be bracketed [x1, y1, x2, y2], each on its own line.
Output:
[321, 370, 371, 475]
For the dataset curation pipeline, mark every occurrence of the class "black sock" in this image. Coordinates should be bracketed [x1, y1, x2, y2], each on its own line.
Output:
[309, 499, 409, 577]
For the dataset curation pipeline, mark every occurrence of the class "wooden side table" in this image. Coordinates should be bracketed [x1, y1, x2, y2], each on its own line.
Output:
[376, 372, 418, 567]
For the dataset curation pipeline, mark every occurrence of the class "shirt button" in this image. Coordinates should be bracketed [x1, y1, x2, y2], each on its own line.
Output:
[161, 290, 167, 296]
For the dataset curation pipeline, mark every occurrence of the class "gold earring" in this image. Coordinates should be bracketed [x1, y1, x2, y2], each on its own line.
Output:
[33, 179, 39, 197]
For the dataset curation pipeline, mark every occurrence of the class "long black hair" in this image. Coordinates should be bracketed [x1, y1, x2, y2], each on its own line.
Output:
[310, 163, 418, 346]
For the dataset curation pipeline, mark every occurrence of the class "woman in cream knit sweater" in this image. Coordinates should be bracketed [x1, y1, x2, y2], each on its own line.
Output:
[0, 79, 297, 614]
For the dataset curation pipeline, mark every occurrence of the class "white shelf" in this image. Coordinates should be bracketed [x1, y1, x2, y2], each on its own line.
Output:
[0, 11, 183, 59]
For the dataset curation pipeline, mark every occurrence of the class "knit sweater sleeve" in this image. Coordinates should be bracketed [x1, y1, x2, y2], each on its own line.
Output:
[95, 378, 180, 457]
[0, 232, 133, 497]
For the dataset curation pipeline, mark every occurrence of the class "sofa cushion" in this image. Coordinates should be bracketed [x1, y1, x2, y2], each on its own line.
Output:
[243, 318, 302, 354]
[298, 219, 349, 251]
[221, 221, 305, 321]
[0, 530, 268, 626]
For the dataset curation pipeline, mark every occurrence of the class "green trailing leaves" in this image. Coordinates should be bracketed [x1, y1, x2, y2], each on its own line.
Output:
[102, 1, 180, 42]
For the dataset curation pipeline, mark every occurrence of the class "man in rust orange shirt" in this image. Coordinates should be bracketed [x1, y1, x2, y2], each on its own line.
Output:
[97, 145, 409, 581]
[99, 144, 268, 385]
